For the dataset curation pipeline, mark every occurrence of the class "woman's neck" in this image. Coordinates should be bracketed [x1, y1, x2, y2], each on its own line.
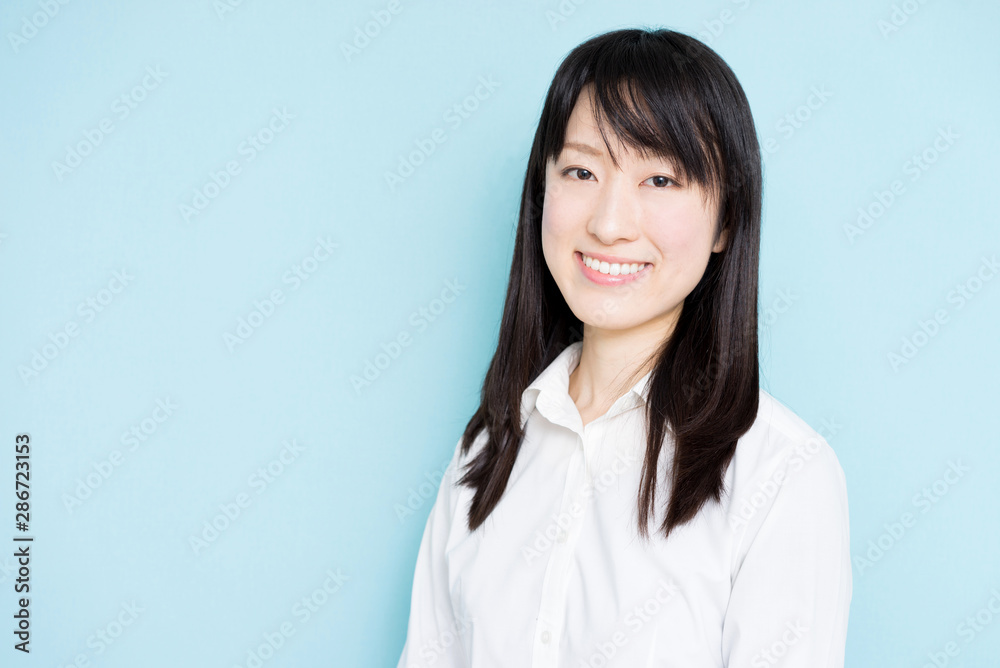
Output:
[568, 312, 678, 428]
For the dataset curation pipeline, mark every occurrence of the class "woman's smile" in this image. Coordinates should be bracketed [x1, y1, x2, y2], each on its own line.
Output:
[575, 250, 652, 286]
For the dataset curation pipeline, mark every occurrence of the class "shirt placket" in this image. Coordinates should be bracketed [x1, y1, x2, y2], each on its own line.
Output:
[531, 419, 602, 667]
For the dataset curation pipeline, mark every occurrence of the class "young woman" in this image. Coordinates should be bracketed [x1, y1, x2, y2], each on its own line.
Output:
[397, 27, 851, 667]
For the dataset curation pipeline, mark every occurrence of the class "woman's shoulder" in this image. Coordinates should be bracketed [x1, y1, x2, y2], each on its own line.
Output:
[732, 388, 844, 472]
[725, 389, 849, 527]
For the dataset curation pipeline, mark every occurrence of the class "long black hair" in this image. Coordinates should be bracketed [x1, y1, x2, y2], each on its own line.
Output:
[457, 27, 762, 541]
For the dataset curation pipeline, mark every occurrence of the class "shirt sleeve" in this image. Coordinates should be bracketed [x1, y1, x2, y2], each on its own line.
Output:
[721, 439, 853, 668]
[396, 436, 471, 668]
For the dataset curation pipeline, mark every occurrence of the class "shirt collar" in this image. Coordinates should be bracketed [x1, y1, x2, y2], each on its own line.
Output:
[518, 341, 654, 431]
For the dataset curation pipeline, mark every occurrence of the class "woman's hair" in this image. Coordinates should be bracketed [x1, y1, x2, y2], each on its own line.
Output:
[457, 27, 762, 541]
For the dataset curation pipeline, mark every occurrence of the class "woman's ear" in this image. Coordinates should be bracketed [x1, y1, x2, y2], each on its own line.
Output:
[712, 226, 729, 253]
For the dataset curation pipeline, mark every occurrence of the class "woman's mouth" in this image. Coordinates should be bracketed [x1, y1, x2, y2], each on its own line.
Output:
[575, 251, 651, 285]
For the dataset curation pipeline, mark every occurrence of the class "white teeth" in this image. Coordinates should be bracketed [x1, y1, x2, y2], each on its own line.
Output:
[582, 253, 646, 276]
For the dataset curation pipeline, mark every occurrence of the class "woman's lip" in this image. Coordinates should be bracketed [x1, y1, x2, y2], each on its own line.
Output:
[578, 250, 649, 265]
[575, 251, 651, 285]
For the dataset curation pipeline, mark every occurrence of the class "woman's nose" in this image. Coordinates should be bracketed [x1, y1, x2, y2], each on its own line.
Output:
[586, 179, 641, 245]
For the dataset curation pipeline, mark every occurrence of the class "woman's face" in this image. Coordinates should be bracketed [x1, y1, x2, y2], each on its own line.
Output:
[541, 86, 726, 338]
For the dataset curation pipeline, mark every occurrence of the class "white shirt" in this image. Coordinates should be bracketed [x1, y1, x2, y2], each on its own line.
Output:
[397, 341, 851, 667]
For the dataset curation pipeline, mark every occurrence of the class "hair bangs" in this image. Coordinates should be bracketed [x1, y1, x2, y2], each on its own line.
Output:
[543, 32, 726, 205]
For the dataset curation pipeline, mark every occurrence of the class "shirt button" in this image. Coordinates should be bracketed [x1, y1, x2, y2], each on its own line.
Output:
[541, 630, 551, 644]
[556, 530, 567, 543]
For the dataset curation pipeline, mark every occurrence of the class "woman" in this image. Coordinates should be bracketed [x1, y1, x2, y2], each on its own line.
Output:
[397, 27, 851, 667]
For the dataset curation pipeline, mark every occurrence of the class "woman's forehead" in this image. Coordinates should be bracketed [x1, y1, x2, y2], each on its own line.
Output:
[556, 134, 682, 170]
[562, 87, 686, 162]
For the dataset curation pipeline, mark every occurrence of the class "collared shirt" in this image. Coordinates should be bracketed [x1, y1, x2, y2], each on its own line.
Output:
[397, 340, 851, 667]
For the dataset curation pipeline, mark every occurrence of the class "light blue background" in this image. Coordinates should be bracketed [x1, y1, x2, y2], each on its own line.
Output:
[1, 1, 998, 666]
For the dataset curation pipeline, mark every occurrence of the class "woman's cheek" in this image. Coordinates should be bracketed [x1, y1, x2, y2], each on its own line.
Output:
[648, 206, 713, 259]
[540, 214, 566, 281]
[541, 199, 582, 249]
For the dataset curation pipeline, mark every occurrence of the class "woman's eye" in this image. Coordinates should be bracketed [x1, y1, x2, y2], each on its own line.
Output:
[564, 168, 594, 181]
[644, 175, 677, 188]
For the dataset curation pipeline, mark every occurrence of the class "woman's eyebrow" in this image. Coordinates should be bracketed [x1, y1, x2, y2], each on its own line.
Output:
[562, 141, 677, 167]
[562, 141, 604, 157]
